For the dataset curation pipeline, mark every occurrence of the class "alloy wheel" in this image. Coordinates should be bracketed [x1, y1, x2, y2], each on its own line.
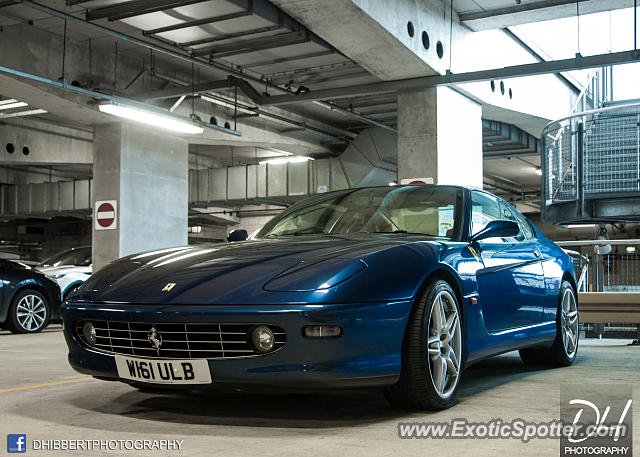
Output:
[427, 290, 462, 399]
[16, 294, 47, 332]
[561, 288, 578, 358]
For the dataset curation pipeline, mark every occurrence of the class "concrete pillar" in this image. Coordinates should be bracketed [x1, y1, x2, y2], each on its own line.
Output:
[92, 123, 188, 271]
[397, 86, 483, 187]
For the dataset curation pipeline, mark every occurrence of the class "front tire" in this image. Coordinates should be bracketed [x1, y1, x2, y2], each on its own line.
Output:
[385, 279, 463, 410]
[6, 289, 50, 334]
[519, 280, 578, 367]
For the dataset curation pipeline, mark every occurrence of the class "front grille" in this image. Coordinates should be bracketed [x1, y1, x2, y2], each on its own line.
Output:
[75, 320, 286, 359]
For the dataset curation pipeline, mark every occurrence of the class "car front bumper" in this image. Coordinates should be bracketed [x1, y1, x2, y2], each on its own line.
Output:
[62, 300, 413, 389]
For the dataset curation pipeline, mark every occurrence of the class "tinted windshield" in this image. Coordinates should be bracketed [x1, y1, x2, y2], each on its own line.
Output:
[256, 186, 463, 240]
[39, 247, 92, 267]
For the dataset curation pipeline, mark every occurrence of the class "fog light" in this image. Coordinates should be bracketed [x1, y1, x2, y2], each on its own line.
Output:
[82, 322, 96, 346]
[252, 325, 275, 353]
[303, 325, 342, 338]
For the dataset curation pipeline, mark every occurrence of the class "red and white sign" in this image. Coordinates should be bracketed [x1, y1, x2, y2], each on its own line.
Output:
[400, 177, 434, 185]
[95, 200, 117, 230]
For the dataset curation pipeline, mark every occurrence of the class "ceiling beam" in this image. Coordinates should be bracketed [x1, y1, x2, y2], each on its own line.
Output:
[179, 24, 282, 47]
[260, 49, 640, 106]
[191, 30, 310, 58]
[86, 0, 209, 21]
[143, 9, 253, 36]
[241, 50, 335, 69]
[460, 0, 613, 23]
[137, 76, 262, 102]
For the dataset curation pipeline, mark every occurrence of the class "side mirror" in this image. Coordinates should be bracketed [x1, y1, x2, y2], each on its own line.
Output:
[471, 220, 519, 243]
[227, 229, 249, 242]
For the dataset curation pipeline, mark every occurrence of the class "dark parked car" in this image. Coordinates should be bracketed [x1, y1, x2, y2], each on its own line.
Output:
[62, 185, 578, 409]
[0, 259, 61, 333]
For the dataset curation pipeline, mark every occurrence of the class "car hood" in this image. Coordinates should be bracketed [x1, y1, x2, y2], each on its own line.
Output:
[38, 265, 92, 276]
[74, 235, 437, 305]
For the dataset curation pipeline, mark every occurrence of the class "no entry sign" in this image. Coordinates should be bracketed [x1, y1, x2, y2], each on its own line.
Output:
[400, 177, 434, 185]
[95, 200, 117, 230]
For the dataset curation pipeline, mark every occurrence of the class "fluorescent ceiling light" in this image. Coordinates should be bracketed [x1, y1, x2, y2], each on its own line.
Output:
[0, 109, 47, 118]
[0, 101, 27, 111]
[534, 168, 542, 176]
[98, 102, 203, 134]
[565, 224, 596, 229]
[259, 156, 314, 165]
[0, 99, 18, 105]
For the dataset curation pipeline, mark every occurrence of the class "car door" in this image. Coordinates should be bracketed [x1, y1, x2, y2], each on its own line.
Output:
[471, 192, 544, 332]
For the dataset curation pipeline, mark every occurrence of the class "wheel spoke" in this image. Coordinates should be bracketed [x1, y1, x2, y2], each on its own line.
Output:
[445, 312, 458, 333]
[432, 355, 443, 390]
[566, 328, 575, 353]
[569, 314, 578, 327]
[427, 335, 440, 358]
[438, 299, 447, 331]
[446, 349, 459, 377]
[432, 296, 444, 330]
[438, 358, 447, 392]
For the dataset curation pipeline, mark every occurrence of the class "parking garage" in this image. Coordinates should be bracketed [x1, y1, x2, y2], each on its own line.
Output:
[0, 0, 639, 456]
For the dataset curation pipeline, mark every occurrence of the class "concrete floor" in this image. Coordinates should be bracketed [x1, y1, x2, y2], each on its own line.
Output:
[0, 326, 638, 456]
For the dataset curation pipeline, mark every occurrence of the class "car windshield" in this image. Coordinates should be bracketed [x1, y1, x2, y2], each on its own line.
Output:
[256, 185, 463, 240]
[39, 247, 92, 267]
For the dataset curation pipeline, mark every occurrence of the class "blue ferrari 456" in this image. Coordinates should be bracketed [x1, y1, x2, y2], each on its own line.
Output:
[63, 185, 578, 409]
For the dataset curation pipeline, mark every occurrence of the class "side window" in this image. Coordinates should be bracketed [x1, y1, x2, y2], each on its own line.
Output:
[471, 192, 501, 238]
[512, 206, 535, 240]
[499, 201, 529, 242]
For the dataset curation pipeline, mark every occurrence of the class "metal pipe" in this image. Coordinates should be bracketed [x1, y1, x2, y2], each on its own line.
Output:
[0, 64, 242, 136]
[18, 0, 259, 88]
[312, 101, 397, 133]
[151, 72, 357, 139]
[18, 0, 394, 131]
[555, 239, 640, 247]
[262, 49, 640, 106]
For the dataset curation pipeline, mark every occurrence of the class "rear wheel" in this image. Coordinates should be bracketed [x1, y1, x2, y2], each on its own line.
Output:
[385, 279, 463, 410]
[519, 280, 578, 367]
[6, 289, 50, 334]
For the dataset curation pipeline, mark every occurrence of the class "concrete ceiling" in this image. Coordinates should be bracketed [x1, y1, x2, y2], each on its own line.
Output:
[1, 0, 625, 208]
[454, 0, 634, 31]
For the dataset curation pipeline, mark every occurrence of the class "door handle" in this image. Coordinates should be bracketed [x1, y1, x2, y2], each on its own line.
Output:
[534, 251, 540, 258]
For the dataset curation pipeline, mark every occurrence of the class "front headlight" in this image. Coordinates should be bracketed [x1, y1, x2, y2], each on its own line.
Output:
[46, 273, 66, 280]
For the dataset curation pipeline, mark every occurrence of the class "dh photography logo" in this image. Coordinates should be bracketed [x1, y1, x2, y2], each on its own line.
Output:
[560, 385, 633, 457]
[7, 434, 27, 453]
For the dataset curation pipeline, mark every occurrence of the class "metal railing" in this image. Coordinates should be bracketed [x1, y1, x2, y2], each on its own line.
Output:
[557, 239, 640, 340]
[543, 101, 640, 222]
[540, 66, 640, 210]
[558, 239, 640, 292]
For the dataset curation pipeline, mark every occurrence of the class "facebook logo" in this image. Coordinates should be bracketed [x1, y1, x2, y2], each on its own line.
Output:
[7, 434, 27, 453]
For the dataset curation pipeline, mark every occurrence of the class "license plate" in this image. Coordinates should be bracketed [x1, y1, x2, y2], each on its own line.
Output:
[114, 355, 212, 384]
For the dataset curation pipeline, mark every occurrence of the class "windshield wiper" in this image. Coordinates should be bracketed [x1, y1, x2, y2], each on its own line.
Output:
[264, 228, 326, 237]
[372, 230, 441, 236]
